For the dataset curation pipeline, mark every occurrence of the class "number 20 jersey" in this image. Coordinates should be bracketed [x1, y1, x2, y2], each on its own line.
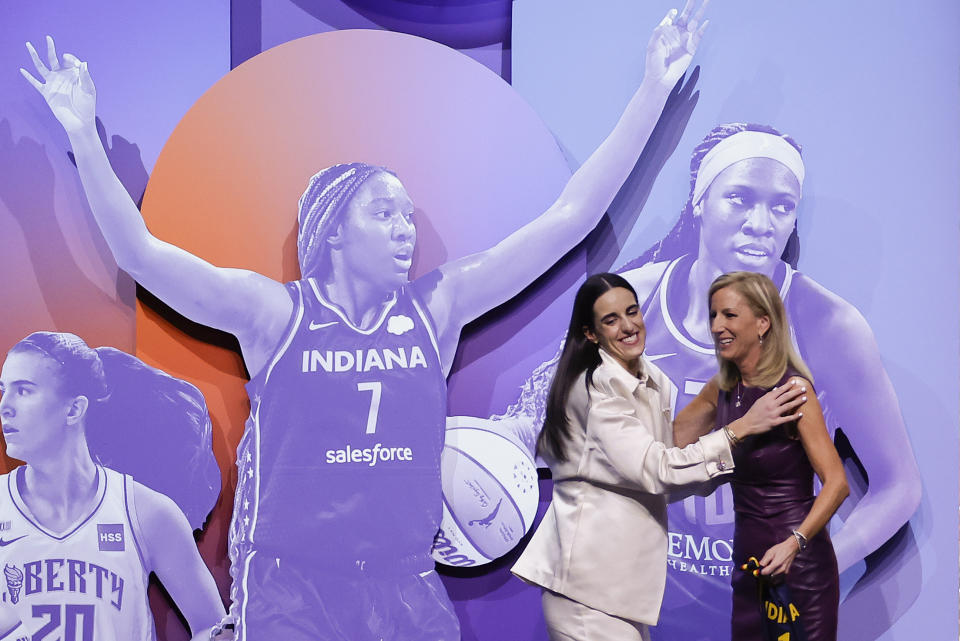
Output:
[231, 279, 447, 567]
[0, 466, 153, 641]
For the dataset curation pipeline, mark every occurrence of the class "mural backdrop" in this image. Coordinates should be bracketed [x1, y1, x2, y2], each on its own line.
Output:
[1, 1, 956, 640]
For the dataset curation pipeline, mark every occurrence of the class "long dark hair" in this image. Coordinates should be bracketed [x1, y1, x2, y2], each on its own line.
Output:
[538, 273, 638, 463]
[619, 123, 803, 272]
[8, 332, 220, 530]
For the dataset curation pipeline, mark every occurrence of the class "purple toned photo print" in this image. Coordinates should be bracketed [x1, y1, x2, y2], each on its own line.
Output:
[0, 332, 224, 640]
[617, 123, 921, 640]
[500, 122, 923, 640]
[22, 9, 707, 637]
[507, 1, 960, 636]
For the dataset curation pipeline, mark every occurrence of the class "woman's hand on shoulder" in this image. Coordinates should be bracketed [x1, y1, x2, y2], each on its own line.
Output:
[731, 378, 806, 439]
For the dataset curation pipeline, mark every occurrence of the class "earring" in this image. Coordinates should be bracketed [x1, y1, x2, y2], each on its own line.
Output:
[759, 332, 764, 346]
[692, 203, 702, 219]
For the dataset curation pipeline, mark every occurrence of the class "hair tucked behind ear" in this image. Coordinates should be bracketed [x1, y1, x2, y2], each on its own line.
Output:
[538, 273, 638, 463]
[8, 333, 220, 530]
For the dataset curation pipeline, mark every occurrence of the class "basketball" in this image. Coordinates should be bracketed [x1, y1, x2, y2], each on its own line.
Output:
[431, 416, 539, 567]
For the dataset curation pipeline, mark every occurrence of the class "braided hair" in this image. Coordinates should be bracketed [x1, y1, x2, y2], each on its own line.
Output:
[297, 162, 397, 279]
[619, 123, 803, 272]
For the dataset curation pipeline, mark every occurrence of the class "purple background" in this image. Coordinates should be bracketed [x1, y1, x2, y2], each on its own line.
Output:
[512, 2, 958, 640]
[2, 3, 229, 639]
[2, 1, 957, 639]
[0, 1, 228, 349]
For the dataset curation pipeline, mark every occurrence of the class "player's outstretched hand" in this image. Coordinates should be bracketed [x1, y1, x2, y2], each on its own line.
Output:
[645, 0, 710, 88]
[21, 36, 96, 134]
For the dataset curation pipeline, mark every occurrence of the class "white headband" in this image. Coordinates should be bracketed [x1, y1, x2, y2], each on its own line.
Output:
[692, 131, 805, 205]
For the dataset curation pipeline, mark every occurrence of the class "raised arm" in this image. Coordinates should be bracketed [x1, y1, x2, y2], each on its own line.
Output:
[21, 37, 290, 374]
[134, 483, 226, 641]
[421, 2, 710, 347]
[800, 297, 921, 572]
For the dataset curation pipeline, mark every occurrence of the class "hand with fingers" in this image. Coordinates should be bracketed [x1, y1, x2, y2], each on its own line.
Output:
[729, 379, 807, 440]
[758, 536, 800, 576]
[646, 0, 710, 88]
[21, 35, 96, 134]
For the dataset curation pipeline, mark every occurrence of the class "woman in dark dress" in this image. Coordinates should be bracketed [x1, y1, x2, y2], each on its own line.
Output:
[677, 271, 849, 640]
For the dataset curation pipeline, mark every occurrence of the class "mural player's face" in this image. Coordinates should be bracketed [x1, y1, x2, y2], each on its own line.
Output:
[584, 287, 646, 374]
[0, 351, 73, 462]
[330, 172, 417, 291]
[709, 286, 769, 367]
[698, 157, 801, 276]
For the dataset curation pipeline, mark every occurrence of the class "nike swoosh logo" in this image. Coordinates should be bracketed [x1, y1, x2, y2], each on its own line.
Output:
[646, 353, 677, 362]
[308, 320, 338, 331]
[0, 535, 27, 547]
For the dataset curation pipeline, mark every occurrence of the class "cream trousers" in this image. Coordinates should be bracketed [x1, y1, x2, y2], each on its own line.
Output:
[541, 590, 651, 641]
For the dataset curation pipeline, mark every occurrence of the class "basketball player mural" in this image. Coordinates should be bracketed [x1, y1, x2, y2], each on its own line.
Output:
[22, 1, 710, 638]
[0, 332, 225, 641]
[502, 123, 922, 640]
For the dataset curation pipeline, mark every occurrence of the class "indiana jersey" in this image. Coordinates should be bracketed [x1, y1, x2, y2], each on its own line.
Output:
[230, 279, 447, 574]
[0, 466, 153, 641]
[624, 255, 797, 641]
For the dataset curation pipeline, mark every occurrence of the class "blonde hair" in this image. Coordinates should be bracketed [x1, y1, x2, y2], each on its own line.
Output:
[709, 272, 813, 390]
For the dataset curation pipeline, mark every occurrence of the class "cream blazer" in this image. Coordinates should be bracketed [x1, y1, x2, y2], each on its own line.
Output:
[512, 349, 734, 626]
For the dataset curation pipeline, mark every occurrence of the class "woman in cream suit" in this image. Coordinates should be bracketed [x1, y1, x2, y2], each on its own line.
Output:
[512, 273, 806, 640]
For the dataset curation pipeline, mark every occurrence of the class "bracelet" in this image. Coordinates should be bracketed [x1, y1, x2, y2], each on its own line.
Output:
[792, 529, 808, 552]
[723, 425, 740, 447]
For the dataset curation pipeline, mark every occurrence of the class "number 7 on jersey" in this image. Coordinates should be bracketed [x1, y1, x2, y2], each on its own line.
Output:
[357, 382, 382, 435]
